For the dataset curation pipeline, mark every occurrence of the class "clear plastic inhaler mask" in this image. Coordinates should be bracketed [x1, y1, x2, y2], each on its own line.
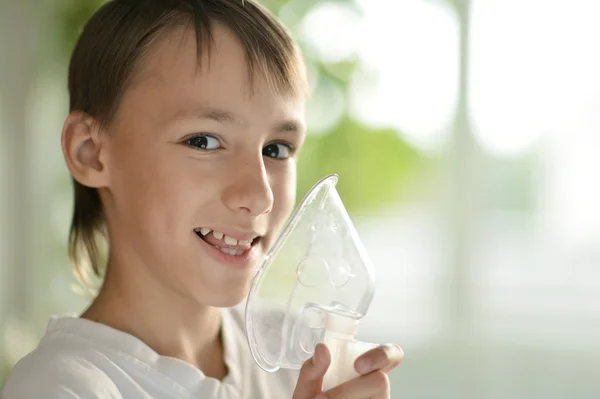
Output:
[245, 174, 379, 390]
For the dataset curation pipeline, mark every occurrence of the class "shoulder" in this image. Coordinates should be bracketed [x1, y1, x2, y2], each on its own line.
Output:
[1, 333, 120, 399]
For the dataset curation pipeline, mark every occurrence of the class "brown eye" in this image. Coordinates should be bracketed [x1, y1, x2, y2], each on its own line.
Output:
[186, 135, 220, 150]
[263, 143, 292, 159]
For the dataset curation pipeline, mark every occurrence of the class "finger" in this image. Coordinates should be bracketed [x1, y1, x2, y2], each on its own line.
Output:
[323, 370, 390, 399]
[354, 344, 404, 375]
[292, 343, 331, 399]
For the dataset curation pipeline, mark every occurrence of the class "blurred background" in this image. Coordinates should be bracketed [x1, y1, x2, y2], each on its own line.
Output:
[1, 0, 600, 397]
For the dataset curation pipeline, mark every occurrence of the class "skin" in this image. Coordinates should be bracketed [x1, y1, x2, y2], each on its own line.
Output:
[62, 23, 402, 397]
[293, 343, 404, 399]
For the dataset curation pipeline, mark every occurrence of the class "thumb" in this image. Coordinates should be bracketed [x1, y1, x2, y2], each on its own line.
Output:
[292, 343, 331, 399]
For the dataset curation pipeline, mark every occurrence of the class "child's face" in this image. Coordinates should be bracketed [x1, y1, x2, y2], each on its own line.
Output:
[101, 25, 306, 306]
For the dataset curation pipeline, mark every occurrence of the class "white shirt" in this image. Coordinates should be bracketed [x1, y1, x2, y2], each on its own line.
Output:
[1, 307, 299, 398]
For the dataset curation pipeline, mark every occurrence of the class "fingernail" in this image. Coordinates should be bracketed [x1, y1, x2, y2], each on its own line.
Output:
[356, 358, 372, 374]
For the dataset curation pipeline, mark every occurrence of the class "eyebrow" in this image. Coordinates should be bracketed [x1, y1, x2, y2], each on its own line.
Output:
[274, 119, 304, 134]
[197, 108, 242, 125]
[182, 107, 305, 134]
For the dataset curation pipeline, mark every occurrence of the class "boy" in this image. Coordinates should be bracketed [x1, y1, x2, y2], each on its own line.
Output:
[1, 0, 403, 397]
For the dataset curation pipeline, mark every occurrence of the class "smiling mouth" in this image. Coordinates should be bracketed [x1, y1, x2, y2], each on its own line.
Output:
[194, 227, 261, 257]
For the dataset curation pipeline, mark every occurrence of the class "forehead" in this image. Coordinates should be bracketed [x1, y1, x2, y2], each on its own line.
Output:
[124, 24, 305, 123]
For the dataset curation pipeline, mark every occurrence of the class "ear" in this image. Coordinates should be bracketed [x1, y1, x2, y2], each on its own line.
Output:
[61, 111, 110, 188]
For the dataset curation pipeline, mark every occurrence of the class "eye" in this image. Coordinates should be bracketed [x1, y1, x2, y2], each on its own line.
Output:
[263, 143, 292, 159]
[185, 135, 220, 150]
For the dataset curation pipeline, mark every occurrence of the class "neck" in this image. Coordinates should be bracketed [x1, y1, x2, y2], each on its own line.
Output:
[81, 253, 227, 380]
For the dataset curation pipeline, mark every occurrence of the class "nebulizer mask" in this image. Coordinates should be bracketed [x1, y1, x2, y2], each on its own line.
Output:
[245, 174, 378, 390]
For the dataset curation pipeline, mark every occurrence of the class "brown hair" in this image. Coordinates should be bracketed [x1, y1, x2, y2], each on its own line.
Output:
[67, 0, 306, 283]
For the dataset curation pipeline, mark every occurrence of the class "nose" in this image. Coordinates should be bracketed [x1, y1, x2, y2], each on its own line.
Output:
[222, 155, 274, 217]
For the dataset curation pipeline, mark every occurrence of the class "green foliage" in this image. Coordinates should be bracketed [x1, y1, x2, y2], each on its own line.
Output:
[58, 0, 107, 54]
[297, 117, 423, 212]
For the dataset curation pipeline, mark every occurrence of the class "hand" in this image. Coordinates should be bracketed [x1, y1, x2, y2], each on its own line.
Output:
[292, 342, 404, 399]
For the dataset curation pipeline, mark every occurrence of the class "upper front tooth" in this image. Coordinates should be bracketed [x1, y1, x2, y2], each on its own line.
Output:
[212, 231, 224, 240]
[224, 235, 238, 245]
[238, 239, 251, 246]
[199, 227, 211, 236]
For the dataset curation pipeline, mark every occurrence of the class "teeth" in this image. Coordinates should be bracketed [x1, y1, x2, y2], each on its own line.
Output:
[199, 227, 211, 236]
[195, 229, 257, 246]
[212, 231, 224, 240]
[218, 247, 244, 256]
[224, 235, 238, 246]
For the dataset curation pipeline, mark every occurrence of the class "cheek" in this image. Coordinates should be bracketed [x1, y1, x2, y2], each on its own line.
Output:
[270, 165, 297, 227]
[108, 138, 189, 227]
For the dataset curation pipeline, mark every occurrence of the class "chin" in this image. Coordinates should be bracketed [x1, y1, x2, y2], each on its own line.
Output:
[206, 290, 249, 308]
[193, 278, 252, 308]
